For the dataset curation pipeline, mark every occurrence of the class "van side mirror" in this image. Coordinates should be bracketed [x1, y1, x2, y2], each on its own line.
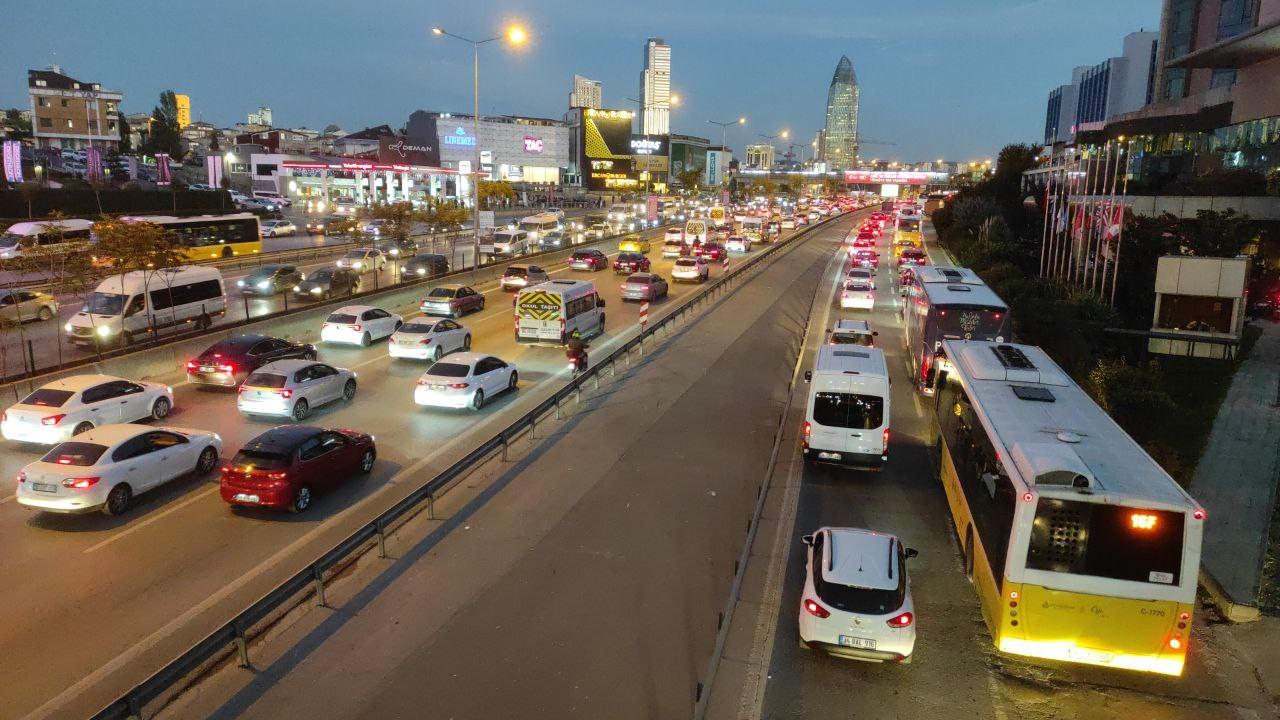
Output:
[801, 534, 814, 546]
[597, 298, 606, 308]
[905, 548, 919, 559]
[803, 370, 812, 383]
[872, 331, 879, 336]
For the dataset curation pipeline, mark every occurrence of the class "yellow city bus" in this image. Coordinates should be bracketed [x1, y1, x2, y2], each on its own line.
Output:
[930, 340, 1204, 676]
[893, 214, 923, 257]
[119, 213, 263, 260]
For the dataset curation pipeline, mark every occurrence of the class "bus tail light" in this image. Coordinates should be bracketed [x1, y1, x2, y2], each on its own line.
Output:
[1167, 636, 1183, 651]
[882, 428, 891, 452]
[1193, 509, 1206, 520]
[886, 612, 914, 628]
[803, 599, 829, 619]
[1022, 492, 1034, 502]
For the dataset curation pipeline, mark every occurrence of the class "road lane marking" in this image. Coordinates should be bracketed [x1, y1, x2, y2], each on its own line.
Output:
[0, 493, 15, 504]
[83, 486, 220, 554]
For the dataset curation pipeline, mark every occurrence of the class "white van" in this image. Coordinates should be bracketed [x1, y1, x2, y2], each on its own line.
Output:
[517, 214, 561, 246]
[492, 229, 530, 256]
[252, 190, 291, 207]
[684, 219, 709, 245]
[802, 346, 891, 469]
[65, 266, 226, 347]
[514, 279, 606, 346]
[0, 219, 94, 260]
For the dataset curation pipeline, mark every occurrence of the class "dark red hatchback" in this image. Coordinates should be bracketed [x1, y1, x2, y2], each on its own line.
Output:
[220, 425, 375, 513]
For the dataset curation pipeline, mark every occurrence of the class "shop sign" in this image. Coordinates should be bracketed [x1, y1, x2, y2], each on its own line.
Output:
[444, 126, 477, 146]
[523, 136, 544, 154]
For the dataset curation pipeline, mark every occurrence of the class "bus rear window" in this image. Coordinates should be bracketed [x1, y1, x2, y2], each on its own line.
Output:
[812, 392, 883, 430]
[935, 306, 1005, 340]
[1026, 499, 1185, 585]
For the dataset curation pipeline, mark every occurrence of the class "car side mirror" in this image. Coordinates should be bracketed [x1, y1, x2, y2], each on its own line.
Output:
[803, 370, 812, 383]
[801, 534, 814, 546]
[873, 331, 879, 336]
[905, 548, 919, 559]
[597, 299, 606, 308]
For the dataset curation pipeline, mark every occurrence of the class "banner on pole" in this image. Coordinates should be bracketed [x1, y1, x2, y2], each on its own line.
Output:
[2, 141, 23, 183]
[206, 154, 224, 188]
[86, 146, 103, 183]
[156, 153, 171, 186]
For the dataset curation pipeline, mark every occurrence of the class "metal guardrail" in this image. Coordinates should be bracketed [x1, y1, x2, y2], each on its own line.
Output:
[0, 221, 674, 388]
[86, 210, 855, 720]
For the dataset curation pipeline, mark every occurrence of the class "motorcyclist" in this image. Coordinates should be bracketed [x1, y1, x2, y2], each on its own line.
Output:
[566, 330, 588, 373]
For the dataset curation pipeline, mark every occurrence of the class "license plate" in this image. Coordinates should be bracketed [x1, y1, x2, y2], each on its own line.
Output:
[32, 482, 57, 493]
[233, 493, 260, 503]
[200, 366, 217, 373]
[429, 384, 446, 390]
[818, 451, 842, 460]
[839, 636, 876, 650]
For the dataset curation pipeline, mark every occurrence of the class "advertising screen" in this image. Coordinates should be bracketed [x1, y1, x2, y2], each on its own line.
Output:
[581, 109, 639, 190]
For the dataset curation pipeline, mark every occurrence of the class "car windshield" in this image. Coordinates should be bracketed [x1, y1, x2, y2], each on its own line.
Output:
[343, 251, 366, 259]
[814, 564, 906, 615]
[504, 267, 528, 277]
[326, 312, 358, 324]
[0, 233, 21, 248]
[398, 322, 434, 334]
[813, 392, 883, 429]
[307, 270, 332, 281]
[832, 332, 874, 347]
[573, 252, 591, 259]
[21, 388, 75, 407]
[41, 441, 108, 467]
[427, 362, 470, 378]
[246, 267, 279, 280]
[231, 448, 291, 471]
[85, 292, 126, 315]
[244, 372, 287, 388]
[428, 287, 457, 298]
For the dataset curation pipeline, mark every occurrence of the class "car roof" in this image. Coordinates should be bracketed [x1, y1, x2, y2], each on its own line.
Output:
[241, 425, 324, 453]
[39, 374, 122, 392]
[823, 527, 899, 590]
[332, 305, 375, 314]
[426, 351, 488, 368]
[627, 272, 657, 280]
[206, 334, 272, 351]
[833, 319, 872, 332]
[253, 359, 318, 374]
[72, 423, 157, 446]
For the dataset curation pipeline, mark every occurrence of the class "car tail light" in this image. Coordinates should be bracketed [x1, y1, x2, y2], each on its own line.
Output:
[887, 612, 914, 628]
[418, 338, 433, 345]
[803, 598, 830, 619]
[882, 428, 891, 451]
[1193, 509, 1206, 520]
[267, 471, 288, 481]
[448, 382, 470, 389]
[62, 477, 100, 489]
[185, 360, 199, 372]
[349, 324, 362, 332]
[279, 389, 293, 399]
[16, 471, 26, 483]
[1, 411, 6, 422]
[42, 414, 66, 426]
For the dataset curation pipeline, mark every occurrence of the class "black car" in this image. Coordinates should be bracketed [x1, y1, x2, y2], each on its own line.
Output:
[237, 265, 303, 296]
[402, 253, 450, 280]
[185, 334, 316, 387]
[375, 237, 419, 260]
[308, 215, 356, 235]
[292, 268, 360, 300]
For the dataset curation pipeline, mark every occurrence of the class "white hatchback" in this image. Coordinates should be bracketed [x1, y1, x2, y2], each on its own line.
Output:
[236, 359, 357, 422]
[388, 317, 472, 361]
[16, 424, 221, 515]
[2, 375, 174, 445]
[320, 305, 403, 346]
[336, 248, 387, 273]
[671, 257, 709, 283]
[664, 227, 684, 243]
[414, 352, 517, 411]
[798, 527, 918, 663]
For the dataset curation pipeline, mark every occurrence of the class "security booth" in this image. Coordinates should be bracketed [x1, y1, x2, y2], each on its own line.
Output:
[1148, 256, 1249, 360]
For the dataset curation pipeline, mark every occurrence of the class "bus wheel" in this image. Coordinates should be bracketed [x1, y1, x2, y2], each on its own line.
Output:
[222, 246, 233, 258]
[963, 528, 975, 582]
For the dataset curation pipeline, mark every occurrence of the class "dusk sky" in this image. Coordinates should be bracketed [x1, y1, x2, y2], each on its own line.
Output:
[3, 0, 1161, 162]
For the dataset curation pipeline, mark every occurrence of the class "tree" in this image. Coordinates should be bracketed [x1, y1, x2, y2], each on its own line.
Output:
[90, 218, 186, 343]
[361, 202, 425, 243]
[208, 133, 221, 153]
[676, 168, 702, 193]
[478, 180, 516, 208]
[117, 122, 133, 155]
[3, 109, 32, 140]
[822, 176, 846, 196]
[142, 90, 185, 160]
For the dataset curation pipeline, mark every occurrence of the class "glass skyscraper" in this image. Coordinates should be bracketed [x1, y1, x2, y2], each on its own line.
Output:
[822, 55, 859, 168]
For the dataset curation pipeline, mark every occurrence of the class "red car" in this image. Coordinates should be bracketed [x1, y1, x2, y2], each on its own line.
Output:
[899, 249, 928, 266]
[697, 242, 727, 262]
[851, 249, 880, 268]
[220, 425, 376, 513]
[613, 252, 651, 274]
[852, 232, 876, 247]
[569, 249, 609, 271]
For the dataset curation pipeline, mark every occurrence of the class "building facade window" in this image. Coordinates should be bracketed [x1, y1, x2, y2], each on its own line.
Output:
[38, 117, 51, 128]
[1162, 0, 1199, 100]
[60, 99, 68, 108]
[37, 97, 48, 107]
[1210, 68, 1238, 89]
[65, 119, 73, 129]
[1217, 0, 1257, 40]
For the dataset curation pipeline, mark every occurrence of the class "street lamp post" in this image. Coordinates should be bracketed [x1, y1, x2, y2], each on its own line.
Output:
[707, 116, 746, 149]
[431, 23, 527, 268]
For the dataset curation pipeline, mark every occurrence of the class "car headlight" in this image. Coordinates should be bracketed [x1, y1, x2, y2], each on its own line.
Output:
[96, 325, 113, 337]
[237, 280, 245, 287]
[257, 281, 270, 289]
[416, 268, 426, 275]
[353, 262, 362, 269]
[293, 285, 302, 292]
[311, 287, 322, 294]
[64, 322, 73, 332]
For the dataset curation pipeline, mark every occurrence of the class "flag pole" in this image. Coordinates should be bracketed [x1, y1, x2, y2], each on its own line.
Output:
[1050, 153, 1070, 282]
[1038, 162, 1054, 278]
[1090, 140, 1116, 295]
[1109, 138, 1132, 308]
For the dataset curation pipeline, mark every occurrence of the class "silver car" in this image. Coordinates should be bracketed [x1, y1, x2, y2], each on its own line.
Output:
[236, 359, 357, 422]
[620, 273, 668, 302]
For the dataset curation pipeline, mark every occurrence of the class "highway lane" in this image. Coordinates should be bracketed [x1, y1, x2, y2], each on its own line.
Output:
[148, 208, 859, 720]
[0, 221, 659, 381]
[0, 220, 804, 719]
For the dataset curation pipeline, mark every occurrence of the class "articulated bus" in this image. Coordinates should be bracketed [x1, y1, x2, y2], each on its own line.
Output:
[929, 340, 1204, 676]
[904, 266, 1008, 392]
[118, 213, 263, 260]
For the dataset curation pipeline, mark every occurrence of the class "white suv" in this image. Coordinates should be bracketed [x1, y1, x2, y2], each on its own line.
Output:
[798, 527, 917, 663]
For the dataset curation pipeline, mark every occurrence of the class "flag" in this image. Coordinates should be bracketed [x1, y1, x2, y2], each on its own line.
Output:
[206, 154, 223, 188]
[156, 153, 171, 186]
[86, 146, 103, 183]
[1102, 204, 1123, 242]
[2, 141, 22, 183]
[1055, 207, 1068, 233]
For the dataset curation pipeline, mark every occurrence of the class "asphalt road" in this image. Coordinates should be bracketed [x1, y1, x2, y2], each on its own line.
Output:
[149, 205, 857, 720]
[1, 219, 789, 720]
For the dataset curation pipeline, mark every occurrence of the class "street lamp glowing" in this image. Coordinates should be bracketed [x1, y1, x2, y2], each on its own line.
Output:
[670, 93, 681, 106]
[431, 26, 444, 35]
[737, 117, 746, 125]
[780, 130, 789, 140]
[506, 25, 527, 45]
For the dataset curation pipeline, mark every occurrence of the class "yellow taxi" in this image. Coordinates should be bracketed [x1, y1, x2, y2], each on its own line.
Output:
[893, 238, 921, 258]
[617, 235, 651, 253]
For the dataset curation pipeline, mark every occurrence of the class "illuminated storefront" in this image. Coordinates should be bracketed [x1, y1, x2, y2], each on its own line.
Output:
[430, 112, 569, 185]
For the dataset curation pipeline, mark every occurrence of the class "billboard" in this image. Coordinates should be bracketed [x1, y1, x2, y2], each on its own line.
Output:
[630, 134, 669, 173]
[581, 108, 638, 190]
[378, 135, 440, 167]
[843, 170, 947, 185]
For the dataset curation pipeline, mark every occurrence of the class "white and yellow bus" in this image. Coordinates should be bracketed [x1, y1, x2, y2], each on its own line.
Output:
[930, 340, 1204, 676]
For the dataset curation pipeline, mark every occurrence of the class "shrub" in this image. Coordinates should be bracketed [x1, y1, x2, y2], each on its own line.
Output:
[1087, 358, 1176, 445]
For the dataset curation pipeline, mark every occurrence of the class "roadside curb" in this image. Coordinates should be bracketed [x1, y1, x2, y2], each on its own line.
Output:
[1200, 569, 1262, 623]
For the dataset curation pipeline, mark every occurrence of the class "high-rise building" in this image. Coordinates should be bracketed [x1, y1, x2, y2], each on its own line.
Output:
[639, 38, 672, 135]
[1042, 31, 1157, 146]
[569, 75, 602, 110]
[28, 66, 123, 150]
[745, 143, 775, 170]
[247, 106, 272, 127]
[821, 55, 859, 169]
[175, 93, 191, 129]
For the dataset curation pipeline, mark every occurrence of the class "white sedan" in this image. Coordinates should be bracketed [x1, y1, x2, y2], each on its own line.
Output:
[671, 257, 709, 283]
[237, 359, 357, 421]
[414, 352, 517, 411]
[840, 280, 875, 310]
[388, 317, 472, 361]
[320, 305, 402, 346]
[16, 424, 221, 515]
[2, 374, 174, 445]
[336, 248, 387, 273]
[664, 227, 684, 243]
